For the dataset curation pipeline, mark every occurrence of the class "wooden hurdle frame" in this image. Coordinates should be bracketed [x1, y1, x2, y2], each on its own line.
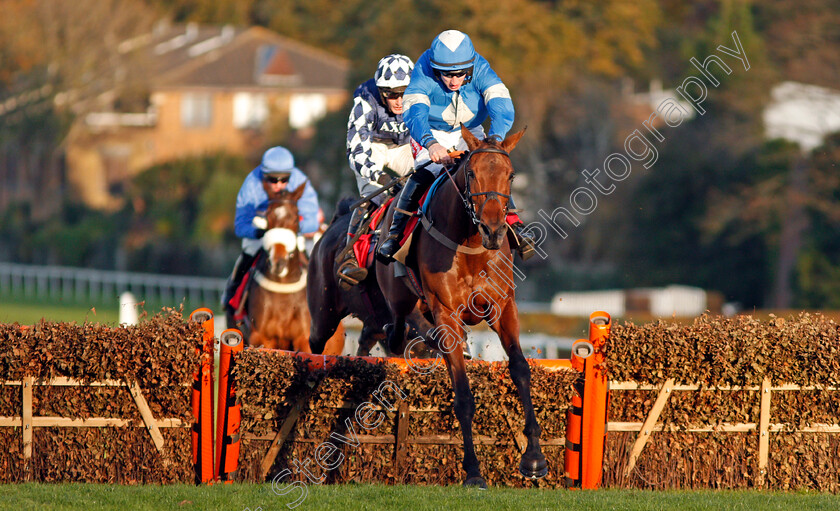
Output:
[611, 378, 840, 488]
[235, 310, 613, 487]
[0, 376, 185, 480]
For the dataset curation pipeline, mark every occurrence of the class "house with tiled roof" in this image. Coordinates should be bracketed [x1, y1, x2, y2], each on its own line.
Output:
[66, 22, 350, 209]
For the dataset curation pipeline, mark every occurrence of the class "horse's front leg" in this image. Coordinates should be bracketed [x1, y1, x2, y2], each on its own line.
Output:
[428, 315, 485, 488]
[492, 300, 547, 479]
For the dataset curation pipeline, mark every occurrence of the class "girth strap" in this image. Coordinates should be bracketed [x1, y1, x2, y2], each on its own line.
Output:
[420, 215, 487, 254]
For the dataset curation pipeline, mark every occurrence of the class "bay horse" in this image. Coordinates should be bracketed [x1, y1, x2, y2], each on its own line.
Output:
[307, 197, 430, 357]
[244, 183, 344, 355]
[375, 125, 547, 487]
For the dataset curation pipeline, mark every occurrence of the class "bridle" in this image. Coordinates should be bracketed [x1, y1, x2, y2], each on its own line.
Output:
[441, 146, 513, 227]
[261, 197, 306, 284]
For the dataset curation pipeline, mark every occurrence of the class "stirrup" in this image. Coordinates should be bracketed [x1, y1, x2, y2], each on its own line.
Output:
[517, 239, 536, 261]
[337, 260, 367, 289]
[510, 225, 536, 262]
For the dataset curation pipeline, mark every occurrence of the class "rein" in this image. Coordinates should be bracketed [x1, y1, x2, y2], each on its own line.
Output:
[420, 145, 513, 254]
[440, 146, 512, 227]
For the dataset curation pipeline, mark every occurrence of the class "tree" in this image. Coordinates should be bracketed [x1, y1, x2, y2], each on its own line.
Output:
[796, 133, 840, 307]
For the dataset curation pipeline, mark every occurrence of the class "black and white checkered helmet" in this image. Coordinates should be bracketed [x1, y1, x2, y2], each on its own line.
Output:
[374, 54, 414, 89]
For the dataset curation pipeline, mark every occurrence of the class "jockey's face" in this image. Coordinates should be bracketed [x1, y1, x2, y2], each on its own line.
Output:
[385, 95, 404, 115]
[439, 69, 468, 91]
[263, 174, 290, 193]
[380, 89, 404, 115]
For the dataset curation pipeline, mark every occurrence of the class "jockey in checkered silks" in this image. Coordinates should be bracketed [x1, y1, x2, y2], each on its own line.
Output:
[338, 54, 416, 286]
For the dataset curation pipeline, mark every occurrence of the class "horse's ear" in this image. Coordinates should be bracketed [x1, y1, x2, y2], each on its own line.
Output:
[501, 127, 527, 153]
[460, 124, 481, 151]
[290, 181, 307, 202]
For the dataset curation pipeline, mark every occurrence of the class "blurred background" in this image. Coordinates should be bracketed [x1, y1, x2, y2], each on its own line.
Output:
[1, 0, 839, 336]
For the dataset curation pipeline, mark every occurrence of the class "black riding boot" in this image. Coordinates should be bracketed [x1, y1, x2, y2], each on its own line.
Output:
[337, 207, 368, 287]
[222, 252, 255, 317]
[507, 197, 536, 261]
[377, 167, 436, 262]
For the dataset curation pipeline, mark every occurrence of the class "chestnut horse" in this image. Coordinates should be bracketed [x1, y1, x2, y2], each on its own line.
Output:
[375, 125, 547, 487]
[244, 183, 343, 354]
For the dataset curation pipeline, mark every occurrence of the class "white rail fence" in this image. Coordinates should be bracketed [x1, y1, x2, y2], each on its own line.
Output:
[0, 262, 226, 308]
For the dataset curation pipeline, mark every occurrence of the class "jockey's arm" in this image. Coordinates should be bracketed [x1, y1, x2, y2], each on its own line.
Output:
[476, 63, 514, 140]
[234, 177, 264, 239]
[347, 96, 386, 186]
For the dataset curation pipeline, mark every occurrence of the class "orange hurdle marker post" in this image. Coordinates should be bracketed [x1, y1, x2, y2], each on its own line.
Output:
[190, 308, 216, 484]
[564, 339, 594, 488]
[216, 329, 244, 482]
[580, 311, 611, 489]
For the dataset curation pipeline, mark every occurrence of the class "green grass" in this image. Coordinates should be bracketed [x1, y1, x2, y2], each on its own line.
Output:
[0, 300, 119, 325]
[0, 299, 221, 326]
[0, 484, 838, 511]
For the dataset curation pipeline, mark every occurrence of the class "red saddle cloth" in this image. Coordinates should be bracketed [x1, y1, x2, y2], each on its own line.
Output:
[352, 198, 393, 269]
[351, 190, 431, 269]
[229, 270, 254, 321]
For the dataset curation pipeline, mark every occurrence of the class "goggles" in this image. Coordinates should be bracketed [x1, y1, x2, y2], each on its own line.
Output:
[381, 90, 404, 100]
[440, 69, 468, 78]
[264, 174, 290, 184]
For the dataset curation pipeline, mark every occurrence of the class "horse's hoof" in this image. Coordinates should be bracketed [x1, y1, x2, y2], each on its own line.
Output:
[519, 455, 548, 480]
[463, 476, 487, 489]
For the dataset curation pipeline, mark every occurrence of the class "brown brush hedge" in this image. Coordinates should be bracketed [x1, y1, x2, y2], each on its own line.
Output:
[0, 309, 202, 483]
[234, 351, 576, 488]
[235, 313, 840, 492]
[605, 313, 840, 491]
[2, 310, 839, 491]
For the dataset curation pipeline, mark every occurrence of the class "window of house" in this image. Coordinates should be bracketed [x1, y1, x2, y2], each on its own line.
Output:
[233, 92, 268, 129]
[289, 93, 327, 129]
[181, 93, 213, 128]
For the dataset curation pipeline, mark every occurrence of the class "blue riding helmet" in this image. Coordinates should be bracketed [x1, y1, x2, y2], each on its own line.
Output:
[260, 146, 296, 177]
[430, 30, 476, 72]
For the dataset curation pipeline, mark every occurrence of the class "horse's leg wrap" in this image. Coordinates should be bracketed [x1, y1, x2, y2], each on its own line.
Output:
[377, 167, 435, 262]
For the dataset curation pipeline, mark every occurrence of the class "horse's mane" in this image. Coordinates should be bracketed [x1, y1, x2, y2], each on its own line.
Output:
[332, 196, 356, 222]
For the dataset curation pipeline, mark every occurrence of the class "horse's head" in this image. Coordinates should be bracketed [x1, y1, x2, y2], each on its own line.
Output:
[262, 183, 306, 277]
[264, 182, 305, 232]
[460, 124, 526, 250]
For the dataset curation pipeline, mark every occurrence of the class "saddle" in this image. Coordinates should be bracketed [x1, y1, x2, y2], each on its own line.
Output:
[349, 175, 449, 270]
[350, 198, 392, 270]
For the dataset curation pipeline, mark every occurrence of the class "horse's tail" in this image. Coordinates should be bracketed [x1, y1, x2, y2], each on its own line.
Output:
[331, 196, 356, 223]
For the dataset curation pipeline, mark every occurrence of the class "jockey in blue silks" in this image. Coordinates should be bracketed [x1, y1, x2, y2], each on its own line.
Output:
[338, 54, 415, 287]
[376, 29, 535, 262]
[223, 146, 320, 317]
